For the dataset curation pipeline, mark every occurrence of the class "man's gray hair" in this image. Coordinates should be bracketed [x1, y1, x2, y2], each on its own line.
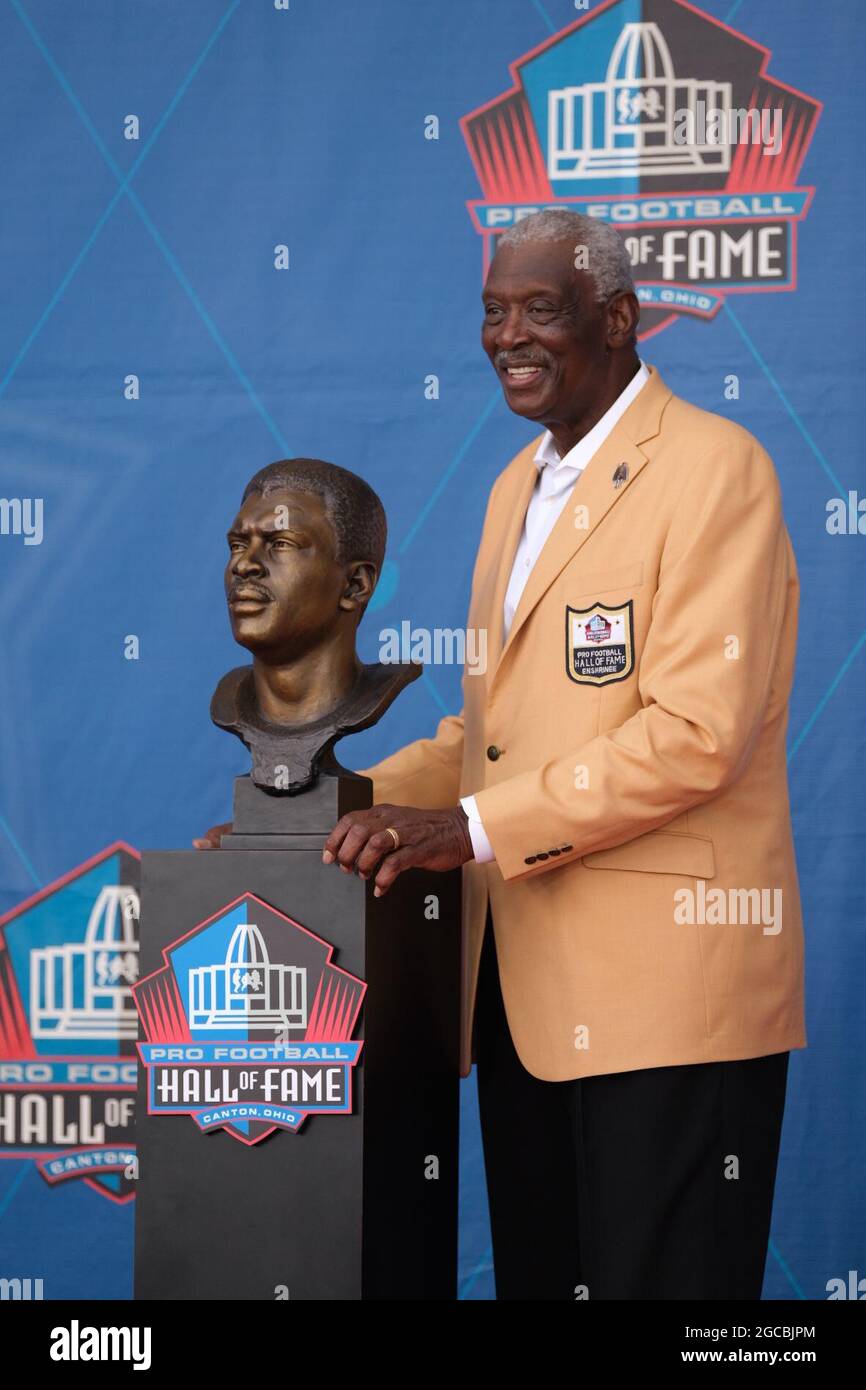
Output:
[498, 210, 635, 302]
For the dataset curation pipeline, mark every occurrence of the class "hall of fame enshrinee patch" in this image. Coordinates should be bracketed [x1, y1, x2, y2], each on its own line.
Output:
[566, 600, 635, 686]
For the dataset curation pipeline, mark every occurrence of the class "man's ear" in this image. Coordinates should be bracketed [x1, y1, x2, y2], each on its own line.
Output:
[340, 560, 378, 616]
[606, 291, 640, 350]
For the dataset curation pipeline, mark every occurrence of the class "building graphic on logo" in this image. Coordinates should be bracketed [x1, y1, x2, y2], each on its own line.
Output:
[585, 614, 613, 644]
[0, 844, 140, 1203]
[30, 885, 139, 1040]
[548, 22, 731, 180]
[135, 893, 365, 1146]
[461, 0, 820, 338]
[188, 920, 306, 1031]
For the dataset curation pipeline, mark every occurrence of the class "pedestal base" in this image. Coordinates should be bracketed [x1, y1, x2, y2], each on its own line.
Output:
[133, 776, 460, 1300]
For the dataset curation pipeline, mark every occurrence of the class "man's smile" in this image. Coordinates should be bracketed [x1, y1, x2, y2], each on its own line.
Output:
[502, 364, 546, 389]
[495, 355, 553, 392]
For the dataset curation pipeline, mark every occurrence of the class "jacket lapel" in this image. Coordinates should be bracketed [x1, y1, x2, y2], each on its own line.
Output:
[490, 364, 672, 691]
[476, 445, 539, 677]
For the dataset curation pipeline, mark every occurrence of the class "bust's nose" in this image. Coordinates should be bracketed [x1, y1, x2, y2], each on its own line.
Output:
[232, 540, 266, 575]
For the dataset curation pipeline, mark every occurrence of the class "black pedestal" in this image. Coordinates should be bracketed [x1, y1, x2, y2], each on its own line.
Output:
[133, 772, 460, 1300]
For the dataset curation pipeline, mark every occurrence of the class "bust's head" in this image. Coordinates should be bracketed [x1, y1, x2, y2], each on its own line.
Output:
[225, 458, 386, 664]
[214, 458, 418, 792]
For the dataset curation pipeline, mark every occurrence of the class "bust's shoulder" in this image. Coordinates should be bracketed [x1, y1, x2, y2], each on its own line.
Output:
[210, 665, 252, 728]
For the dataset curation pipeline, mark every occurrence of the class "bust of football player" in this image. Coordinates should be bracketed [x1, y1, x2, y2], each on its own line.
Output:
[211, 457, 418, 793]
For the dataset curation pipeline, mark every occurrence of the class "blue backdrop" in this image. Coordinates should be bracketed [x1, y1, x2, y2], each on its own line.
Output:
[0, 0, 862, 1301]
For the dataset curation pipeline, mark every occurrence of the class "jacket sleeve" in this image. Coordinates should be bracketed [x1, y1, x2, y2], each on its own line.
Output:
[473, 435, 794, 882]
[359, 711, 464, 809]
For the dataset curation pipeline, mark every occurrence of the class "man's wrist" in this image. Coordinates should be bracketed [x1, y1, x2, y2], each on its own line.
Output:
[451, 804, 472, 863]
[459, 794, 496, 864]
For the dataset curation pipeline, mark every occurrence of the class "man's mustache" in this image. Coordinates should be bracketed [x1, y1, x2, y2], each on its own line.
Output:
[229, 580, 274, 602]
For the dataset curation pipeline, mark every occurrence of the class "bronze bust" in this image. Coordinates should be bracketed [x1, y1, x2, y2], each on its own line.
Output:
[211, 458, 419, 793]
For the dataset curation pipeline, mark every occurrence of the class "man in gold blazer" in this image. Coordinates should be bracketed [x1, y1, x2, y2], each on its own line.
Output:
[326, 211, 805, 1299]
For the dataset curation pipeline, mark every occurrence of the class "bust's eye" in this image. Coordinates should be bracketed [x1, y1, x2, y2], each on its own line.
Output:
[228, 540, 245, 553]
[270, 538, 293, 551]
[483, 303, 504, 320]
[529, 302, 555, 318]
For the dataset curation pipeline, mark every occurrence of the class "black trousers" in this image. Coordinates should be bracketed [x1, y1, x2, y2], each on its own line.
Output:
[475, 918, 790, 1301]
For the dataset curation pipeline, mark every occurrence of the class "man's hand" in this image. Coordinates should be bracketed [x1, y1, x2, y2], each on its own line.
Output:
[193, 823, 232, 850]
[322, 804, 473, 897]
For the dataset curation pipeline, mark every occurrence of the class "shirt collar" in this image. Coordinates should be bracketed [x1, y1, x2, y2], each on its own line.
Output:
[533, 359, 651, 475]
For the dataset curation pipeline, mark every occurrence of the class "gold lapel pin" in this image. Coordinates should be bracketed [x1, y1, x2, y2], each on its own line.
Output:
[612, 462, 629, 488]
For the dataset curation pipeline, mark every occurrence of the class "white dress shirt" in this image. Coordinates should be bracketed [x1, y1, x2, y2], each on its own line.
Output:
[460, 360, 651, 863]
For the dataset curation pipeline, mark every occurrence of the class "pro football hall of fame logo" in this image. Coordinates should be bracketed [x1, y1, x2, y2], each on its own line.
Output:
[461, 0, 820, 338]
[134, 893, 365, 1146]
[0, 843, 141, 1204]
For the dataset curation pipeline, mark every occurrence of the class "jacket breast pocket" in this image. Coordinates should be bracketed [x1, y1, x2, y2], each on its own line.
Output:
[565, 562, 644, 688]
[570, 560, 644, 597]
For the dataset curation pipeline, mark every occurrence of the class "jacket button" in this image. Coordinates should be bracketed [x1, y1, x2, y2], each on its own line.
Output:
[562, 844, 573, 852]
[486, 745, 501, 761]
[536, 852, 549, 861]
[548, 848, 561, 857]
[524, 855, 537, 865]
